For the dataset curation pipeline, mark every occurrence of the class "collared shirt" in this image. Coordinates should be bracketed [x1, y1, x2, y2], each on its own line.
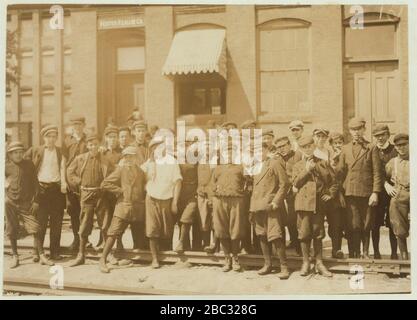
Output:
[37, 147, 60, 183]
[81, 154, 103, 187]
[376, 142, 397, 167]
[141, 154, 182, 200]
[314, 147, 330, 162]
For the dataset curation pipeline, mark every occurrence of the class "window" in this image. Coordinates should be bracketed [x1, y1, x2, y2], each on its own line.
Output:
[20, 51, 33, 76]
[20, 89, 33, 122]
[345, 23, 397, 61]
[258, 19, 311, 116]
[42, 50, 55, 75]
[117, 46, 145, 71]
[41, 88, 55, 126]
[178, 75, 226, 116]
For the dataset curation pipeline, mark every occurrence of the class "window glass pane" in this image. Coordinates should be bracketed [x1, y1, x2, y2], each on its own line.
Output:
[117, 46, 145, 71]
[20, 19, 33, 39]
[210, 88, 221, 115]
[20, 94, 33, 121]
[41, 94, 56, 126]
[345, 24, 396, 59]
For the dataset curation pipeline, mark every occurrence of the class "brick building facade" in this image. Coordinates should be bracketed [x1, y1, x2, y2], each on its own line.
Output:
[5, 4, 408, 146]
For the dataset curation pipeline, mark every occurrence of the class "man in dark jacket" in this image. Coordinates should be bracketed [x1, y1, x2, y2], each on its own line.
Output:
[6, 142, 54, 268]
[337, 117, 383, 259]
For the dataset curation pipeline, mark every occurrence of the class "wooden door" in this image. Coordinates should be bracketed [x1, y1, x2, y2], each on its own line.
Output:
[115, 73, 144, 126]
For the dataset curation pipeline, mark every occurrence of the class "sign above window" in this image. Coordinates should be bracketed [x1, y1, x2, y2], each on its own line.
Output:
[98, 14, 144, 30]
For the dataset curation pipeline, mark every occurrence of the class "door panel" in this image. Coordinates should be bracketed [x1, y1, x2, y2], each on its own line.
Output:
[115, 74, 144, 126]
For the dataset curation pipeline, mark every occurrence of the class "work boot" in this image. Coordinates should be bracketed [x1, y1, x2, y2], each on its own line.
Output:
[39, 254, 54, 266]
[332, 249, 344, 259]
[300, 242, 310, 276]
[204, 244, 216, 254]
[373, 252, 381, 259]
[315, 260, 332, 277]
[99, 259, 110, 273]
[50, 254, 63, 261]
[32, 253, 40, 263]
[232, 256, 242, 272]
[10, 255, 19, 269]
[257, 264, 272, 275]
[174, 241, 185, 254]
[222, 256, 232, 272]
[391, 253, 399, 260]
[277, 264, 290, 280]
[69, 254, 85, 267]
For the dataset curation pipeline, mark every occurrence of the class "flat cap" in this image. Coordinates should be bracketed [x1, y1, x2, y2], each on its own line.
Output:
[372, 124, 390, 136]
[328, 132, 344, 143]
[40, 124, 58, 137]
[132, 120, 148, 130]
[274, 136, 290, 147]
[70, 116, 86, 124]
[7, 141, 25, 153]
[393, 133, 409, 145]
[348, 117, 366, 129]
[104, 126, 119, 136]
[220, 121, 238, 129]
[288, 120, 304, 130]
[298, 135, 315, 147]
[262, 129, 274, 137]
[118, 126, 130, 133]
[240, 120, 257, 129]
[313, 128, 330, 136]
[121, 146, 137, 156]
[86, 133, 100, 143]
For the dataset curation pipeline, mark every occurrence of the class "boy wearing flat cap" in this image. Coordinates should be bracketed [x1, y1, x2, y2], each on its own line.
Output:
[25, 124, 67, 261]
[371, 124, 398, 259]
[63, 115, 88, 252]
[250, 142, 290, 278]
[67, 133, 110, 267]
[141, 136, 182, 268]
[288, 120, 304, 151]
[212, 141, 249, 272]
[5, 142, 54, 268]
[385, 134, 409, 260]
[274, 136, 302, 255]
[99, 146, 146, 273]
[336, 117, 383, 259]
[292, 136, 335, 277]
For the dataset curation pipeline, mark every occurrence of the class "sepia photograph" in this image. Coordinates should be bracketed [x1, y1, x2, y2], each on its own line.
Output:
[1, 1, 413, 298]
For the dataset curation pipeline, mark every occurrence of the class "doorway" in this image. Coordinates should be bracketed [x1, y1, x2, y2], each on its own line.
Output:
[344, 61, 401, 141]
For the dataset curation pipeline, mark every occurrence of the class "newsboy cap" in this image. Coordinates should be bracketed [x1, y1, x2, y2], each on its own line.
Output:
[104, 125, 119, 136]
[313, 128, 330, 137]
[240, 120, 257, 129]
[348, 117, 366, 129]
[393, 133, 409, 145]
[298, 135, 315, 147]
[288, 120, 304, 130]
[328, 132, 344, 144]
[86, 133, 100, 143]
[70, 116, 86, 124]
[274, 136, 290, 147]
[40, 124, 58, 137]
[262, 129, 274, 137]
[7, 141, 25, 153]
[121, 146, 137, 156]
[372, 124, 390, 136]
[132, 120, 148, 130]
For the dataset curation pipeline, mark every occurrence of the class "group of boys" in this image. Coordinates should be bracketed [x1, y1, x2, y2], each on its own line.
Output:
[5, 115, 410, 279]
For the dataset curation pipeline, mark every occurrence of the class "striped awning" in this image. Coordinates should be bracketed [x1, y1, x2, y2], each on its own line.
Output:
[162, 29, 227, 79]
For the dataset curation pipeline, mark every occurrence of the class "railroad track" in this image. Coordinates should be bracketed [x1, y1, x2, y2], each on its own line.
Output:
[3, 245, 410, 275]
[3, 276, 202, 296]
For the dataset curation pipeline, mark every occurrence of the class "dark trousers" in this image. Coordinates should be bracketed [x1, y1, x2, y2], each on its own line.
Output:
[345, 196, 375, 234]
[38, 183, 65, 257]
[131, 221, 148, 250]
[67, 191, 81, 236]
[285, 195, 299, 243]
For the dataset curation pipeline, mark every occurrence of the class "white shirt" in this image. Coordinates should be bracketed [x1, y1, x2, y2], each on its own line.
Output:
[141, 154, 182, 200]
[38, 147, 60, 183]
[314, 147, 330, 162]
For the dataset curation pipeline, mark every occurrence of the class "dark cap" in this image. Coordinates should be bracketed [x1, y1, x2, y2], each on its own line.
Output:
[372, 124, 390, 136]
[348, 117, 366, 129]
[86, 133, 100, 143]
[70, 116, 86, 124]
[119, 126, 130, 133]
[274, 136, 291, 147]
[262, 129, 274, 137]
[7, 141, 25, 153]
[40, 124, 58, 137]
[393, 133, 409, 145]
[328, 132, 344, 144]
[240, 120, 256, 129]
[298, 135, 315, 148]
[313, 128, 330, 137]
[104, 126, 119, 136]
